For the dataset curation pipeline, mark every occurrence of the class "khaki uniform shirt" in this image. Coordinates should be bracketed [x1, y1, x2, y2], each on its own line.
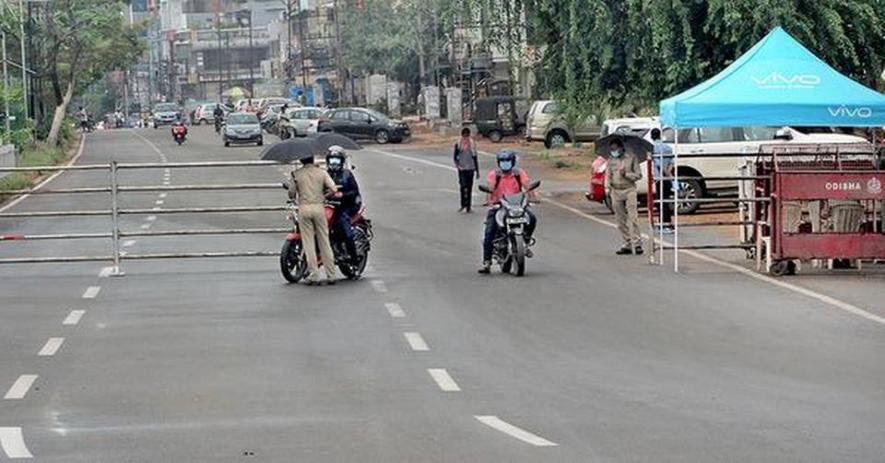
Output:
[605, 153, 642, 190]
[289, 164, 337, 205]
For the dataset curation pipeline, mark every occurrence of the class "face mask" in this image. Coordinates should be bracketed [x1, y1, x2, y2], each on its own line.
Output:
[499, 160, 514, 171]
[611, 150, 622, 158]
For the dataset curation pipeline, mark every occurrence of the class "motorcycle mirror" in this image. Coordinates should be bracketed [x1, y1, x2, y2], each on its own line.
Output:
[477, 184, 492, 193]
[281, 182, 290, 190]
[527, 180, 541, 191]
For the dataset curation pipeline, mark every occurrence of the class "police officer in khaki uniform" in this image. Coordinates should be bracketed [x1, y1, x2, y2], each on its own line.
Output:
[605, 138, 643, 255]
[289, 156, 340, 284]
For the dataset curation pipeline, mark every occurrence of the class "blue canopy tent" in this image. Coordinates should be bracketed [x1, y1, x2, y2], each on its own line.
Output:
[660, 27, 885, 128]
[656, 27, 885, 270]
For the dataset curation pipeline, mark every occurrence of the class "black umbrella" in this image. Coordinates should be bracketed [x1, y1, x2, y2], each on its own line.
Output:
[309, 132, 363, 152]
[594, 133, 654, 162]
[258, 138, 323, 163]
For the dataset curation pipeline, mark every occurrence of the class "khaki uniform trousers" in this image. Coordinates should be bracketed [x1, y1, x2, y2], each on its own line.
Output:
[611, 186, 641, 248]
[300, 204, 337, 281]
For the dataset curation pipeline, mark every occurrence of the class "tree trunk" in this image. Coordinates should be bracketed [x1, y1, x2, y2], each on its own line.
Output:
[47, 81, 73, 147]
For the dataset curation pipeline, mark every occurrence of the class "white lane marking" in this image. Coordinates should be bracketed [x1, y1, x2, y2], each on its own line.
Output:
[146, 215, 157, 221]
[371, 280, 388, 293]
[162, 180, 170, 185]
[385, 302, 405, 318]
[474, 415, 558, 447]
[404, 332, 429, 351]
[130, 129, 165, 156]
[427, 368, 461, 392]
[82, 286, 101, 299]
[155, 200, 164, 205]
[140, 223, 151, 230]
[370, 148, 885, 328]
[0, 134, 86, 214]
[152, 206, 161, 211]
[158, 193, 168, 199]
[98, 266, 114, 278]
[63, 310, 85, 326]
[122, 240, 136, 247]
[4, 375, 38, 400]
[38, 338, 65, 357]
[0, 427, 33, 458]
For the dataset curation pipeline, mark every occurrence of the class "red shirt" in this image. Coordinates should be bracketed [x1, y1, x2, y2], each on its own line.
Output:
[486, 169, 531, 204]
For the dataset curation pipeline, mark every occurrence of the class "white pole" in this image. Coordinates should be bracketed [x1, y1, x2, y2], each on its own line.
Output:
[2, 31, 10, 139]
[673, 125, 679, 272]
[658, 143, 664, 266]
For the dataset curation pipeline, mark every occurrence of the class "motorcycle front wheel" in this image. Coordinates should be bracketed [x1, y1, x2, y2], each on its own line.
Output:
[280, 239, 307, 283]
[512, 236, 526, 277]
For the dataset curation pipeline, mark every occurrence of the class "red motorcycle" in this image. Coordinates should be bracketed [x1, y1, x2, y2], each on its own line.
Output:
[279, 200, 373, 283]
[171, 125, 187, 145]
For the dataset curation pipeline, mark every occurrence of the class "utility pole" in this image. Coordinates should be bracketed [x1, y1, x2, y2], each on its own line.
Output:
[246, 4, 254, 98]
[18, 0, 27, 120]
[297, 7, 307, 96]
[2, 31, 11, 138]
[332, 0, 343, 104]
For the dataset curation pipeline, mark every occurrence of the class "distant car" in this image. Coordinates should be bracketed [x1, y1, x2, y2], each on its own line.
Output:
[256, 97, 296, 115]
[525, 100, 600, 148]
[152, 103, 181, 129]
[194, 104, 217, 125]
[222, 112, 263, 147]
[601, 116, 659, 137]
[318, 107, 410, 144]
[279, 107, 324, 139]
[469, 96, 529, 143]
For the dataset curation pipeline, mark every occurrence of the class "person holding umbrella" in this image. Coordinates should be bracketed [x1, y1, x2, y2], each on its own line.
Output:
[603, 137, 643, 255]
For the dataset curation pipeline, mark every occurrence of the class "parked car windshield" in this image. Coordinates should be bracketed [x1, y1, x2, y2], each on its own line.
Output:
[228, 114, 259, 125]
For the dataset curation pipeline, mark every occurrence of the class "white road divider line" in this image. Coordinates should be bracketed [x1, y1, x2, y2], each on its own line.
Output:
[140, 223, 151, 230]
[146, 215, 157, 221]
[37, 338, 64, 357]
[158, 193, 167, 199]
[371, 280, 388, 293]
[82, 286, 101, 299]
[63, 310, 85, 326]
[152, 206, 161, 211]
[370, 148, 885, 329]
[0, 427, 33, 458]
[385, 302, 405, 318]
[98, 266, 114, 278]
[474, 415, 558, 447]
[4, 375, 38, 400]
[404, 332, 429, 351]
[122, 240, 136, 247]
[427, 368, 461, 392]
[155, 200, 164, 205]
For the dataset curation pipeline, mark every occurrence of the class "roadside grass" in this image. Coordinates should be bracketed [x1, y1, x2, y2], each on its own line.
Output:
[0, 137, 79, 202]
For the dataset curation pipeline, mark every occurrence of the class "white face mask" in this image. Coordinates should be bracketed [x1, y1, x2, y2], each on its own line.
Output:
[611, 150, 622, 158]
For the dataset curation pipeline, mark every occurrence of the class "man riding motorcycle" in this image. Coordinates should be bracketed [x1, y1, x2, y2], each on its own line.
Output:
[478, 149, 537, 274]
[171, 118, 188, 142]
[325, 146, 361, 264]
[213, 104, 224, 133]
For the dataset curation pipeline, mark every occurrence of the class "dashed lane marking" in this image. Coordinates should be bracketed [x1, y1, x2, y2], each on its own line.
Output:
[146, 215, 157, 222]
[371, 280, 388, 293]
[385, 302, 405, 318]
[474, 415, 558, 447]
[140, 223, 151, 230]
[0, 427, 33, 458]
[98, 266, 114, 278]
[158, 193, 167, 199]
[37, 338, 64, 357]
[155, 200, 164, 205]
[427, 368, 461, 392]
[404, 332, 429, 351]
[369, 148, 885, 329]
[3, 375, 38, 400]
[82, 286, 101, 299]
[122, 240, 136, 247]
[63, 310, 85, 326]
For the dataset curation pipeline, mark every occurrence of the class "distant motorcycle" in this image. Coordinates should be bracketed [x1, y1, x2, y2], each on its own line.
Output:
[279, 190, 373, 283]
[172, 125, 187, 145]
[478, 180, 541, 276]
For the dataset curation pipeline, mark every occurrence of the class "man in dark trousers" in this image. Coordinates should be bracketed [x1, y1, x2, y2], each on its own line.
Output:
[325, 146, 361, 264]
[454, 127, 480, 213]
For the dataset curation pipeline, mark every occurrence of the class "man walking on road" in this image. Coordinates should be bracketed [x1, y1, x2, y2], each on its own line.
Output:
[454, 127, 479, 213]
[605, 138, 643, 255]
[289, 156, 340, 285]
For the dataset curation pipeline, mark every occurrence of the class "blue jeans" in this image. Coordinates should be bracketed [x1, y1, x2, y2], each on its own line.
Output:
[334, 205, 358, 260]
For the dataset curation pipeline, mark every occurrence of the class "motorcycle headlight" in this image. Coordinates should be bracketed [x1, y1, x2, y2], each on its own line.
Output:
[507, 207, 524, 217]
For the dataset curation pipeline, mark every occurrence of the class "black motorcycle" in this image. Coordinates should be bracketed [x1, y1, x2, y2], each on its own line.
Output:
[478, 180, 541, 276]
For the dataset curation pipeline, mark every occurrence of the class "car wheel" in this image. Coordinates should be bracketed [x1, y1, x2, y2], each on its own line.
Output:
[375, 129, 390, 144]
[488, 130, 503, 143]
[545, 130, 568, 149]
[257, 138, 264, 146]
[224, 138, 230, 147]
[676, 179, 702, 215]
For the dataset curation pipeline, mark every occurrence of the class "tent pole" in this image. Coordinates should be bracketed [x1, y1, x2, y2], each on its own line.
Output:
[658, 141, 664, 266]
[673, 125, 679, 272]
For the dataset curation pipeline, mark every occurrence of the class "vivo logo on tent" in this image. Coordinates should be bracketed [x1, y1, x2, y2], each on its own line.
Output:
[751, 73, 820, 89]
[827, 106, 873, 119]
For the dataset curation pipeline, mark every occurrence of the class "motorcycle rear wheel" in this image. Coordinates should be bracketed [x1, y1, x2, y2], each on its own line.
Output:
[280, 240, 307, 283]
[339, 228, 370, 280]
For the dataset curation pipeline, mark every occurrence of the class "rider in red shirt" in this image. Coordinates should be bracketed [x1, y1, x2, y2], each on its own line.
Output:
[478, 149, 537, 274]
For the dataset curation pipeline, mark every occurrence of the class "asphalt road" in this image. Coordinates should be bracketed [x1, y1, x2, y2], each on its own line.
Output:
[1, 127, 884, 462]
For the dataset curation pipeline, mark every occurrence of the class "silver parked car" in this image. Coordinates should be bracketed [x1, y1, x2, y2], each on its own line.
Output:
[223, 112, 263, 147]
[279, 107, 324, 139]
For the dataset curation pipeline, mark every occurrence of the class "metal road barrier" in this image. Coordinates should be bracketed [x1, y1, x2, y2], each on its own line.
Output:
[0, 160, 290, 275]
